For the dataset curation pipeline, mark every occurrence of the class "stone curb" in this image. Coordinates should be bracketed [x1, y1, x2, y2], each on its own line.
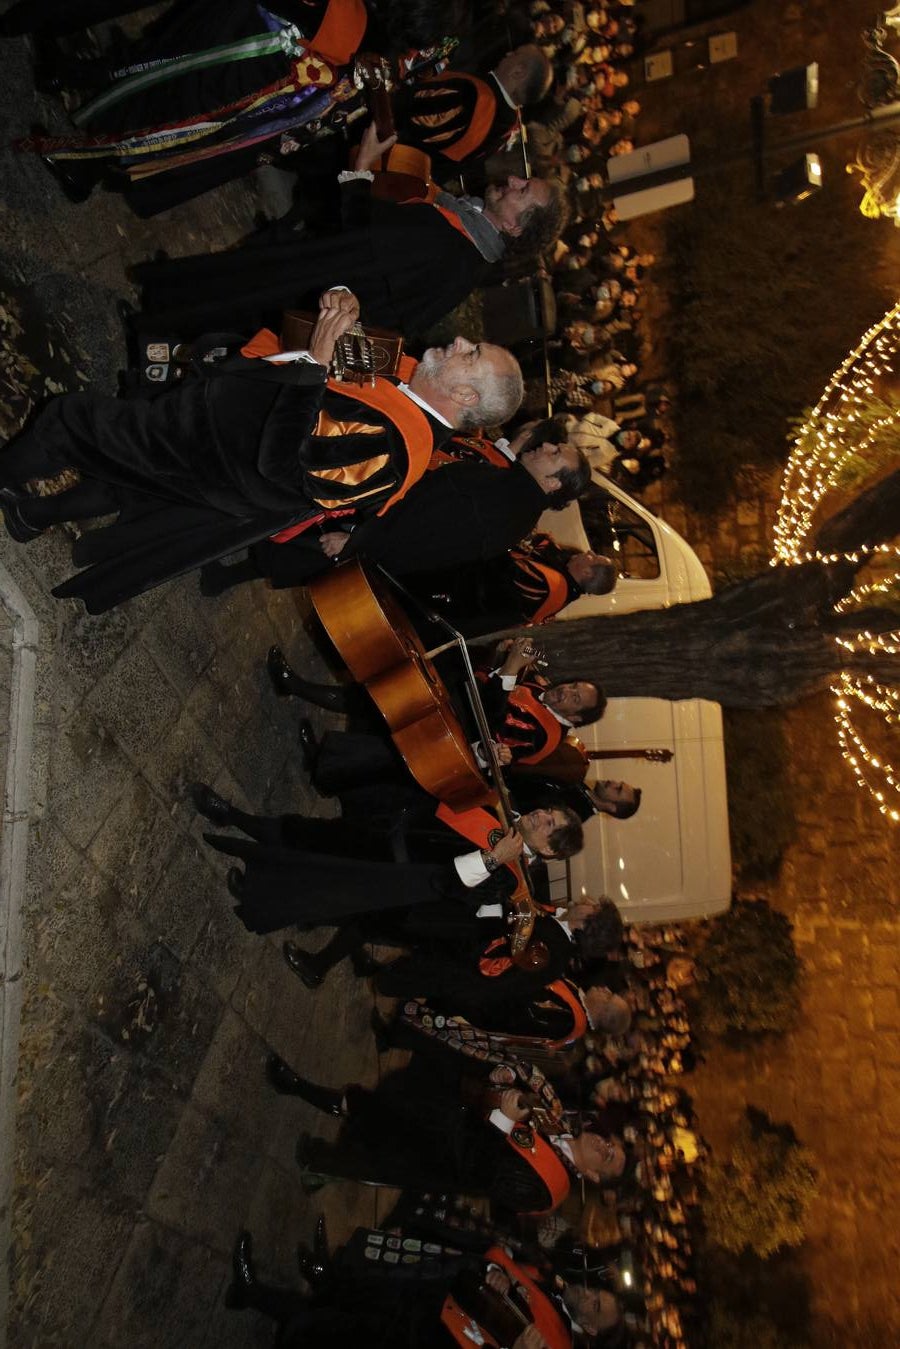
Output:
[0, 560, 40, 1349]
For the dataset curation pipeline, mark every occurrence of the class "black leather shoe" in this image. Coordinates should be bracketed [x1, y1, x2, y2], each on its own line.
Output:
[297, 719, 319, 774]
[225, 1231, 256, 1310]
[313, 1213, 329, 1264]
[0, 486, 42, 543]
[265, 1053, 344, 1115]
[190, 781, 233, 826]
[267, 644, 304, 697]
[226, 867, 245, 901]
[298, 1218, 331, 1287]
[283, 941, 323, 990]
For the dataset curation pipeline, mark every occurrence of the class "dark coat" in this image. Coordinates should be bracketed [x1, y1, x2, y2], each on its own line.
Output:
[205, 810, 516, 934]
[376, 909, 578, 1021]
[36, 358, 447, 611]
[409, 533, 581, 637]
[257, 458, 550, 588]
[303, 1057, 571, 1214]
[132, 180, 497, 342]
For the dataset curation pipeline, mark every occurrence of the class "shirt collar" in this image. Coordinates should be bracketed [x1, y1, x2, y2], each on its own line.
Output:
[397, 381, 452, 428]
[539, 691, 574, 728]
[493, 436, 517, 462]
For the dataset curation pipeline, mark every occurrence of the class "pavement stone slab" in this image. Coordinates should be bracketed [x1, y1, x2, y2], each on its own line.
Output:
[94, 1221, 225, 1349]
[87, 774, 185, 906]
[146, 1104, 266, 1255]
[10, 1162, 135, 1348]
[94, 948, 223, 1102]
[138, 834, 218, 965]
[85, 640, 183, 766]
[0, 34, 414, 1348]
[45, 712, 134, 851]
[139, 592, 217, 700]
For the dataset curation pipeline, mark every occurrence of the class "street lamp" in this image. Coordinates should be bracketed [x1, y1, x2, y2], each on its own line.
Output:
[774, 152, 823, 205]
[767, 62, 819, 115]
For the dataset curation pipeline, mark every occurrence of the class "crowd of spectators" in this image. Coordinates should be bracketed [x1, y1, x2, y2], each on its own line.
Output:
[486, 1, 673, 493]
[543, 922, 706, 1349]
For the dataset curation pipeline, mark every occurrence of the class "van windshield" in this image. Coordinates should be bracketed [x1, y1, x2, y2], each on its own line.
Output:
[579, 482, 661, 580]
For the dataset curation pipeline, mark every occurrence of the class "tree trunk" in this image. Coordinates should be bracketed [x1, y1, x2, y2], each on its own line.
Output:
[475, 465, 900, 709]
[480, 560, 900, 708]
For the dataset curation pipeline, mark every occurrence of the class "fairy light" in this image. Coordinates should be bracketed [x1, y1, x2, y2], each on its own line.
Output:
[773, 301, 900, 564]
[771, 301, 900, 820]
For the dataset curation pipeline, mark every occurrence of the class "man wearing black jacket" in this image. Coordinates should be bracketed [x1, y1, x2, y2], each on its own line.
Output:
[268, 1052, 627, 1216]
[198, 416, 590, 595]
[129, 122, 567, 341]
[0, 293, 522, 611]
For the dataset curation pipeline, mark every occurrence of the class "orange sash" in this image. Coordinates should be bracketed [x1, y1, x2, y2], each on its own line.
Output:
[511, 552, 572, 624]
[435, 802, 505, 856]
[429, 433, 513, 470]
[237, 329, 432, 535]
[423, 72, 498, 162]
[545, 979, 589, 1048]
[502, 685, 565, 766]
[504, 1129, 571, 1216]
[308, 0, 367, 66]
[441, 1245, 571, 1349]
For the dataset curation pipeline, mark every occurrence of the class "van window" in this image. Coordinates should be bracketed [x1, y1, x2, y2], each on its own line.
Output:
[579, 482, 661, 580]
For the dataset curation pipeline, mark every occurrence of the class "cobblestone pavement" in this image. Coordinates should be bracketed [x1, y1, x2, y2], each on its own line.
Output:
[0, 31, 391, 1349]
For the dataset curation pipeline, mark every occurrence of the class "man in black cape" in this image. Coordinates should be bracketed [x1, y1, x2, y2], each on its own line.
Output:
[226, 1224, 623, 1347]
[126, 122, 567, 346]
[198, 416, 591, 595]
[0, 290, 523, 611]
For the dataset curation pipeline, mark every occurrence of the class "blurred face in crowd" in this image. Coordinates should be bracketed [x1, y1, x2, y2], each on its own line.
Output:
[563, 1286, 621, 1335]
[571, 1130, 626, 1182]
[543, 679, 600, 721]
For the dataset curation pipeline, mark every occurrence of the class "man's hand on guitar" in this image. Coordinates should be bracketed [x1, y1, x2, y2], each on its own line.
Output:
[499, 1089, 530, 1123]
[319, 531, 350, 559]
[499, 635, 543, 679]
[309, 292, 360, 366]
[318, 287, 361, 321]
[489, 827, 524, 867]
[356, 120, 398, 172]
[484, 1267, 511, 1296]
[493, 742, 513, 766]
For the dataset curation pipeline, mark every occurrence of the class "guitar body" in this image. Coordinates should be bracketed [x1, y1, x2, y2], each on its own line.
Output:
[310, 561, 493, 811]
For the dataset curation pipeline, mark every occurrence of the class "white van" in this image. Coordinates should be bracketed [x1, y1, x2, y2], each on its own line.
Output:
[537, 471, 732, 925]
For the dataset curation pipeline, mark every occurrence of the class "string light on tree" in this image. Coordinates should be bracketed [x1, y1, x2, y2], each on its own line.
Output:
[772, 302, 900, 820]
